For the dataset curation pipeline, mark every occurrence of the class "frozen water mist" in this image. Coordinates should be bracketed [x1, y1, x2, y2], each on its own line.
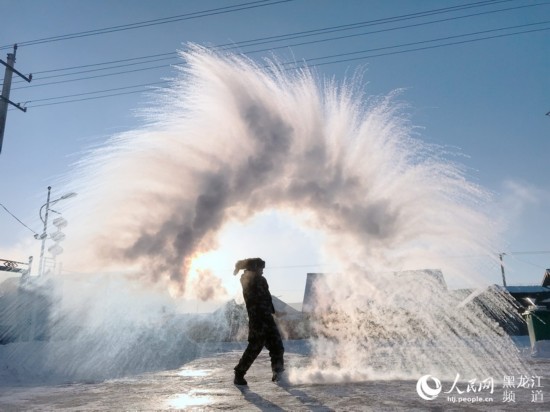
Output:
[11, 45, 525, 383]
[297, 273, 525, 383]
[0, 275, 201, 384]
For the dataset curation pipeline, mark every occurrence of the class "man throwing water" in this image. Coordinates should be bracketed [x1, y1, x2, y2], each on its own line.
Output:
[233, 258, 285, 385]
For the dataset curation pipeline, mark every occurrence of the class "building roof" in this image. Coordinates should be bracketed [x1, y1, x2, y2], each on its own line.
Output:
[271, 295, 301, 317]
[505, 285, 550, 296]
[542, 269, 550, 288]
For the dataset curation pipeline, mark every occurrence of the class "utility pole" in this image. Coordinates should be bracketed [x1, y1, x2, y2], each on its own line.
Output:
[0, 44, 32, 154]
[499, 253, 507, 288]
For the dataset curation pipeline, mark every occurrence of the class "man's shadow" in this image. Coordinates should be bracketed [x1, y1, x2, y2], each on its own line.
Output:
[235, 385, 285, 412]
[278, 381, 335, 412]
[236, 383, 334, 412]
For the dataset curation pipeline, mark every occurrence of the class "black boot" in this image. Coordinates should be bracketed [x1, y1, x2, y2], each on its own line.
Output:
[272, 369, 287, 384]
[234, 371, 247, 386]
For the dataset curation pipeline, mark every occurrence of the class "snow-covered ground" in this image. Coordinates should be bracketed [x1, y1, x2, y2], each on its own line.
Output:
[0, 339, 548, 411]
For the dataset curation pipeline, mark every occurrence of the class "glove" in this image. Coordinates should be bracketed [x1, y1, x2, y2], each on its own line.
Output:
[233, 259, 247, 276]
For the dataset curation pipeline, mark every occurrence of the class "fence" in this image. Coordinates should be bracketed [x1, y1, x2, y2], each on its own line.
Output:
[0, 256, 33, 277]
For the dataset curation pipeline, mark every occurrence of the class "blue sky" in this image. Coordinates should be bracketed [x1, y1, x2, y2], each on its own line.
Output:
[0, 0, 549, 303]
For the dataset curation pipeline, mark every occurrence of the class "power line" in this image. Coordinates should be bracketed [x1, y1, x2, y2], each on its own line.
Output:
[27, 89, 155, 108]
[268, 264, 333, 269]
[27, 83, 175, 108]
[12, 2, 548, 93]
[13, 62, 179, 90]
[507, 255, 548, 270]
[0, 203, 38, 235]
[241, 2, 549, 56]
[19, 22, 550, 109]
[288, 21, 550, 68]
[22, 26, 550, 108]
[504, 251, 550, 255]
[27, 81, 171, 104]
[0, 0, 294, 50]
[16, 55, 178, 83]
[268, 252, 550, 271]
[5, 1, 545, 106]
[12, 0, 535, 85]
[1, 194, 547, 267]
[285, 26, 550, 71]
[27, 52, 177, 76]
[213, 0, 516, 50]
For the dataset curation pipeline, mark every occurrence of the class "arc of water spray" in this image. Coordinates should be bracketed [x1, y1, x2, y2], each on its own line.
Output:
[55, 45, 527, 382]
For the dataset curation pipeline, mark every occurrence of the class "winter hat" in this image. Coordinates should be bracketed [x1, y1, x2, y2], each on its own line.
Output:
[233, 258, 265, 275]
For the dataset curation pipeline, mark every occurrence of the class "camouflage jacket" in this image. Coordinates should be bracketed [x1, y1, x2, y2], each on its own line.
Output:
[240, 270, 275, 318]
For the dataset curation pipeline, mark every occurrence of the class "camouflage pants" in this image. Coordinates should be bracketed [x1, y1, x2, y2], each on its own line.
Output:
[234, 314, 284, 374]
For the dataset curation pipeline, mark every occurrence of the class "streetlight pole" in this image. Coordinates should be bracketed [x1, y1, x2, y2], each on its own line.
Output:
[36, 186, 76, 276]
[38, 186, 51, 276]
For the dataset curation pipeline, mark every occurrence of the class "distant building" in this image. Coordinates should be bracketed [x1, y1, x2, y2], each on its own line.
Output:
[302, 273, 324, 313]
[301, 269, 550, 342]
[302, 269, 447, 313]
[184, 295, 308, 342]
[506, 285, 550, 311]
[541, 268, 550, 288]
[0, 275, 53, 343]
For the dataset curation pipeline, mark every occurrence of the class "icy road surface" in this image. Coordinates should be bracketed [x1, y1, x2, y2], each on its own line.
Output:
[1, 346, 548, 411]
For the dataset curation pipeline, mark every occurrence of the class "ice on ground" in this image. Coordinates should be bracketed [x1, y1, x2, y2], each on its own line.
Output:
[0, 340, 548, 411]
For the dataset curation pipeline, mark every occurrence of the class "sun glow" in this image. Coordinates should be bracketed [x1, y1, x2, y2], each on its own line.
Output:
[183, 210, 323, 303]
[185, 248, 239, 300]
